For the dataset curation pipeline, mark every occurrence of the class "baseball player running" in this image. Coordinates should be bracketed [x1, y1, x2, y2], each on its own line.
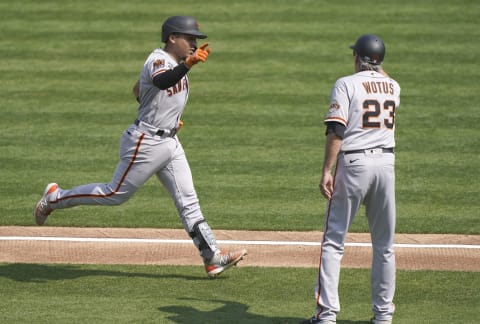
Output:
[34, 15, 247, 278]
[302, 34, 401, 324]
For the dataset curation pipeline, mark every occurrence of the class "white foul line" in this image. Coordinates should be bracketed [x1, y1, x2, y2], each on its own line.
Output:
[0, 236, 479, 249]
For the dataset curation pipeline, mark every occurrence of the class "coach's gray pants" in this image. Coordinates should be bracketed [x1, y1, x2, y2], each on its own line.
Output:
[314, 150, 396, 322]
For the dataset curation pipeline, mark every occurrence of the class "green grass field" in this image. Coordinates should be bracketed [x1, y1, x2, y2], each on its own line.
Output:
[0, 264, 478, 323]
[0, 0, 479, 323]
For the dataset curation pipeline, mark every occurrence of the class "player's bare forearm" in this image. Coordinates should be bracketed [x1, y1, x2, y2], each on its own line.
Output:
[320, 133, 342, 199]
[322, 133, 342, 174]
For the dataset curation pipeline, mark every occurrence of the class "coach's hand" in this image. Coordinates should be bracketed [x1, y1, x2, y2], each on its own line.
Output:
[185, 43, 211, 69]
[319, 172, 334, 200]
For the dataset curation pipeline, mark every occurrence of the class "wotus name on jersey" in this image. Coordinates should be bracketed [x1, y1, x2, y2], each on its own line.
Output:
[362, 81, 394, 95]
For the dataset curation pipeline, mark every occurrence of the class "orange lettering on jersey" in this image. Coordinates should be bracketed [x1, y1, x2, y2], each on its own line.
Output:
[363, 81, 394, 95]
[166, 78, 188, 97]
[172, 84, 179, 95]
[362, 82, 372, 94]
[381, 82, 389, 93]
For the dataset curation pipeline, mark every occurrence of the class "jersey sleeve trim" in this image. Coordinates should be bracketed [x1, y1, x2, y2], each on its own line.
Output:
[152, 68, 169, 79]
[325, 116, 347, 126]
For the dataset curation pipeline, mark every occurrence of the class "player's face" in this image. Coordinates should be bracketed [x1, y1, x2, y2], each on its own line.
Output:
[171, 33, 198, 59]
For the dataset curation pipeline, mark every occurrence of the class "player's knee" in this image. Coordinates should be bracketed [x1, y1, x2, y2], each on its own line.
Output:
[109, 191, 134, 205]
[372, 245, 395, 260]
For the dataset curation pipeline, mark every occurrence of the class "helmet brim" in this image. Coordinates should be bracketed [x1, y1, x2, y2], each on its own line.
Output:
[180, 30, 207, 39]
[162, 32, 207, 43]
[190, 33, 208, 39]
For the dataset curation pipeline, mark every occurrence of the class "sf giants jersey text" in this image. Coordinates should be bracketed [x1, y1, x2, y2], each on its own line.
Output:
[137, 49, 189, 129]
[325, 71, 401, 151]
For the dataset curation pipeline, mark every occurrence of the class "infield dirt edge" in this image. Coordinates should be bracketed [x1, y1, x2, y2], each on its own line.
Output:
[0, 226, 478, 272]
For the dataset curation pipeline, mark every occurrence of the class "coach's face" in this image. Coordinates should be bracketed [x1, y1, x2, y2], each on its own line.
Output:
[168, 33, 198, 61]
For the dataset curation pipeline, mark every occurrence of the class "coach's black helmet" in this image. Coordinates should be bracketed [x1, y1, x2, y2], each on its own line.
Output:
[350, 34, 385, 65]
[161, 16, 207, 43]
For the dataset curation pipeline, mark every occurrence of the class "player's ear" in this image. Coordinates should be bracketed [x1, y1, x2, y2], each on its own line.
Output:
[167, 34, 176, 45]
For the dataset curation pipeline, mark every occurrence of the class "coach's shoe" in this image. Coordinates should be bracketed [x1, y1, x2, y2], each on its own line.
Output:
[34, 183, 59, 225]
[204, 249, 247, 278]
[300, 318, 336, 324]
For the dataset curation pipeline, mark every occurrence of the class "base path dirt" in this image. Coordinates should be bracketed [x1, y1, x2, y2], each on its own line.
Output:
[0, 226, 479, 272]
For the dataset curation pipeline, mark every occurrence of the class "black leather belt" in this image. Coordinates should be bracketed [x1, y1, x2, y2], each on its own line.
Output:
[343, 147, 394, 155]
[134, 119, 176, 137]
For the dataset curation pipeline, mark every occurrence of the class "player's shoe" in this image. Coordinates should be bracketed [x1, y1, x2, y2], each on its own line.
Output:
[300, 318, 336, 324]
[33, 183, 59, 225]
[371, 303, 394, 324]
[204, 249, 247, 278]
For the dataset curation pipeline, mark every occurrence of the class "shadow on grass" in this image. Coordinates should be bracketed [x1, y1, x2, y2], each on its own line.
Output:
[159, 298, 302, 324]
[0, 263, 202, 282]
[159, 298, 371, 324]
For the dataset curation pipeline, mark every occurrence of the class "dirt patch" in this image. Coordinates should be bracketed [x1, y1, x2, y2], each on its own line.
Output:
[0, 226, 479, 272]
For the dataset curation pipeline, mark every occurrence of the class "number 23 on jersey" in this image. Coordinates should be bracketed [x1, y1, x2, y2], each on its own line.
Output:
[362, 99, 395, 129]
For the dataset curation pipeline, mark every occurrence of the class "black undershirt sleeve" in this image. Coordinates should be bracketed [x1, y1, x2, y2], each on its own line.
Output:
[152, 63, 190, 90]
[325, 121, 346, 139]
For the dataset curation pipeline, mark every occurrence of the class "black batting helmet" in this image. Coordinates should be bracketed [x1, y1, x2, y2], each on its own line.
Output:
[161, 16, 207, 43]
[350, 34, 385, 65]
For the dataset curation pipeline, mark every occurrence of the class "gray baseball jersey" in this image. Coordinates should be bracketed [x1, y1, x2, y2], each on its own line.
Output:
[326, 71, 400, 151]
[137, 48, 189, 129]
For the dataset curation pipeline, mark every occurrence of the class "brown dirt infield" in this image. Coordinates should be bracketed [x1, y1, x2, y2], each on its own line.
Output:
[0, 226, 479, 272]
